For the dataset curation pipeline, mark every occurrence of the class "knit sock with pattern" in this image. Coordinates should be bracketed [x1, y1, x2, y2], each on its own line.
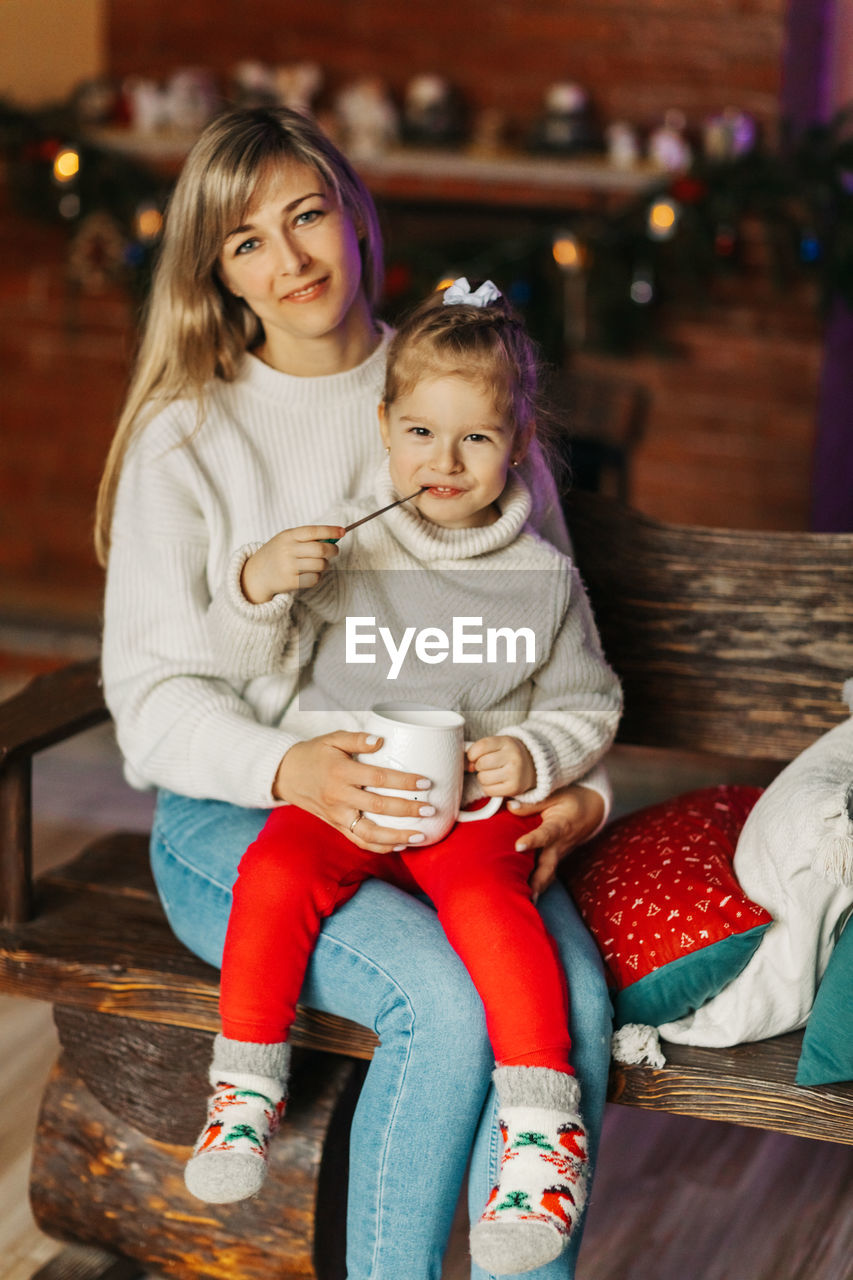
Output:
[469, 1066, 589, 1276]
[184, 1035, 290, 1204]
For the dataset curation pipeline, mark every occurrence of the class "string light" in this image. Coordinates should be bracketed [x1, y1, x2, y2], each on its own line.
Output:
[58, 193, 81, 219]
[630, 265, 655, 306]
[52, 148, 80, 183]
[714, 223, 738, 258]
[134, 204, 164, 242]
[799, 230, 821, 264]
[552, 232, 583, 271]
[647, 197, 680, 241]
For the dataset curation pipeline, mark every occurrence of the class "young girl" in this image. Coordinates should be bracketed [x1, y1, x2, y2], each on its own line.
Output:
[100, 104, 614, 1280]
[185, 281, 622, 1275]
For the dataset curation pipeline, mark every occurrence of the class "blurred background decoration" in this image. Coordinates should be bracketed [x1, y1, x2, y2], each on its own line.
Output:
[0, 0, 850, 637]
[4, 79, 853, 360]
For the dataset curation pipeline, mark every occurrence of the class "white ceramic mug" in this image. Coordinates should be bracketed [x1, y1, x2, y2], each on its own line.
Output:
[356, 702, 502, 845]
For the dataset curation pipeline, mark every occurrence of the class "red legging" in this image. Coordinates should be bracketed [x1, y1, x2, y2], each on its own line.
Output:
[220, 804, 573, 1073]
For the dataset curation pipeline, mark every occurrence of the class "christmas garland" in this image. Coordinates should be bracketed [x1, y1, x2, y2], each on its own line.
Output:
[3, 95, 852, 351]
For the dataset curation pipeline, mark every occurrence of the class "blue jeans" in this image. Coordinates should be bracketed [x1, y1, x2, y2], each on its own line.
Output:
[151, 790, 612, 1280]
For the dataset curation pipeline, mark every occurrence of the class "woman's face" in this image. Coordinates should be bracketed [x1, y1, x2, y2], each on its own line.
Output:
[218, 159, 370, 371]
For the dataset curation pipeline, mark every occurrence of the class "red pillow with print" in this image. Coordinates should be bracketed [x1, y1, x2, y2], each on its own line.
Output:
[560, 785, 772, 1028]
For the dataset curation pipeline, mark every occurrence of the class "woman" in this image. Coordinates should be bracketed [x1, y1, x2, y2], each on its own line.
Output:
[97, 105, 612, 1279]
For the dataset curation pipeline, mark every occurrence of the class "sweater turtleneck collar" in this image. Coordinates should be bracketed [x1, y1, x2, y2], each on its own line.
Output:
[373, 457, 533, 561]
[237, 323, 392, 408]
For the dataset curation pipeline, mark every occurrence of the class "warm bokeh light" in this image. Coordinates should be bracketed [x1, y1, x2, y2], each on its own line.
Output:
[436, 277, 456, 290]
[552, 234, 582, 270]
[135, 206, 164, 241]
[647, 198, 679, 240]
[53, 148, 80, 182]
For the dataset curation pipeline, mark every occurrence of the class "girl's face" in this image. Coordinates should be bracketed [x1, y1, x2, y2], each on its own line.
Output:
[380, 374, 521, 530]
[218, 160, 370, 371]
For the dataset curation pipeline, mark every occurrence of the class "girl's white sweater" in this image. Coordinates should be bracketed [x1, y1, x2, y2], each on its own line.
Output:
[102, 330, 594, 809]
[208, 464, 622, 805]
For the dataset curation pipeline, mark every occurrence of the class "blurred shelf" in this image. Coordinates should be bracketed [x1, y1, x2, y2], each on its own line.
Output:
[353, 148, 660, 210]
[84, 127, 660, 210]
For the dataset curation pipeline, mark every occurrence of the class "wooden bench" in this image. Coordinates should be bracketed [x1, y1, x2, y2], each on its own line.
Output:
[2, 489, 852, 1280]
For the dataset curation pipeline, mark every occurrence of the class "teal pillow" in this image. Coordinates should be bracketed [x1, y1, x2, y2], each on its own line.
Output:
[562, 785, 773, 1029]
[616, 924, 771, 1029]
[796, 912, 853, 1086]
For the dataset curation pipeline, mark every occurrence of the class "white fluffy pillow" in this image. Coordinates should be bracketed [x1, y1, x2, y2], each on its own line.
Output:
[658, 680, 853, 1047]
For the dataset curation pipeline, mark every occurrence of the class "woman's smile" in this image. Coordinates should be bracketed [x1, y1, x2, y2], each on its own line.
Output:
[280, 275, 330, 303]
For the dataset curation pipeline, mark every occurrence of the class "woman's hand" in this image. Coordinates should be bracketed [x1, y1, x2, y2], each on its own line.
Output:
[273, 732, 433, 851]
[241, 525, 345, 603]
[466, 736, 536, 796]
[508, 784, 605, 899]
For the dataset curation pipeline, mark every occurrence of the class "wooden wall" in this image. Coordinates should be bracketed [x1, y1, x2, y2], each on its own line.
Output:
[106, 0, 788, 139]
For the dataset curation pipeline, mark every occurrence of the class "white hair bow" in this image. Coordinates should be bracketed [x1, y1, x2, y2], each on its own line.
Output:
[442, 277, 502, 307]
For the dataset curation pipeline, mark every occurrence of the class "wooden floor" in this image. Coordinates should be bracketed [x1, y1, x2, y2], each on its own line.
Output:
[2, 679, 852, 1280]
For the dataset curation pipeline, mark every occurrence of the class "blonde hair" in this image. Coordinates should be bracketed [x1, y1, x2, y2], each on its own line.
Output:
[383, 284, 543, 450]
[94, 106, 383, 564]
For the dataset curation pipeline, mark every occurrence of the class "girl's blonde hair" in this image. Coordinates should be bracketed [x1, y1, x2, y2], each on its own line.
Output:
[94, 105, 383, 564]
[383, 284, 544, 454]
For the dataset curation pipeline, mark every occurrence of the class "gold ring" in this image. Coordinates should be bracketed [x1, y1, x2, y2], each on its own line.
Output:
[349, 812, 363, 833]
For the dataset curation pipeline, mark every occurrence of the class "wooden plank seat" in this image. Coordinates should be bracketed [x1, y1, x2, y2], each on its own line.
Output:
[2, 490, 853, 1278]
[3, 830, 852, 1145]
[1, 833, 378, 1059]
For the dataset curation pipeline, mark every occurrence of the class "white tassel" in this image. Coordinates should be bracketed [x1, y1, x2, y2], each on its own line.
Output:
[811, 804, 853, 885]
[843, 677, 853, 714]
[611, 1024, 666, 1068]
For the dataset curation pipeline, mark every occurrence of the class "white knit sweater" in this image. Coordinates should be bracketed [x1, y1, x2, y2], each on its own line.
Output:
[209, 463, 621, 805]
[102, 328, 598, 808]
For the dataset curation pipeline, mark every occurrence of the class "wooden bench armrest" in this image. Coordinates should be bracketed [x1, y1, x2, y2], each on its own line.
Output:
[0, 657, 109, 927]
[0, 656, 107, 758]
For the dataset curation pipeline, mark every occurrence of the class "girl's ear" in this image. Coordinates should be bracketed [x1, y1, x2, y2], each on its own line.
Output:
[512, 420, 535, 466]
[378, 402, 391, 450]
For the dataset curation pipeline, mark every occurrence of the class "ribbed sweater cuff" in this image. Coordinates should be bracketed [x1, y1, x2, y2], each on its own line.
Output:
[222, 544, 296, 620]
[188, 714, 299, 808]
[207, 544, 297, 679]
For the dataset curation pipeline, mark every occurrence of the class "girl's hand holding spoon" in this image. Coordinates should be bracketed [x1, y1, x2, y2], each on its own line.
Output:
[242, 488, 426, 603]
